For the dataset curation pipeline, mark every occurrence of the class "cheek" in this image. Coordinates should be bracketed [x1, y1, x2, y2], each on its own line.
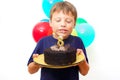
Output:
[68, 24, 74, 30]
[51, 26, 58, 32]
[50, 22, 56, 30]
[51, 23, 60, 30]
[67, 27, 74, 34]
[50, 21, 59, 27]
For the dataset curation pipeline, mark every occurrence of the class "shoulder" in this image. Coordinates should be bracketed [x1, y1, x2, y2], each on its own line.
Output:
[38, 35, 52, 41]
[41, 35, 52, 40]
[36, 35, 52, 44]
[70, 35, 85, 47]
[70, 35, 83, 42]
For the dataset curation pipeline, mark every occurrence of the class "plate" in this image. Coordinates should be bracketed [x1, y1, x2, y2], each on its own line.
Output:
[33, 53, 84, 69]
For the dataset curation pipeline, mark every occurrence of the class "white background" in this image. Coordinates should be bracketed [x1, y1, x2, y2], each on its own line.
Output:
[0, 0, 120, 80]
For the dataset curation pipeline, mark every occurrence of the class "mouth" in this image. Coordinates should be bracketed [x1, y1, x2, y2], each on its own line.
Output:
[58, 29, 68, 33]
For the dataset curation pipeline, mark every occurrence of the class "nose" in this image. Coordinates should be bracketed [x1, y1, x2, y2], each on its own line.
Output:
[61, 21, 66, 27]
[61, 25, 66, 27]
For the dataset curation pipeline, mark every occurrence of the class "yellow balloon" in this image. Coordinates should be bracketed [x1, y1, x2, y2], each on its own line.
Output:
[71, 29, 78, 36]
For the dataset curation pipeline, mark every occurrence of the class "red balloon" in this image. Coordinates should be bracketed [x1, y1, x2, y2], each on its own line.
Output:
[32, 22, 52, 42]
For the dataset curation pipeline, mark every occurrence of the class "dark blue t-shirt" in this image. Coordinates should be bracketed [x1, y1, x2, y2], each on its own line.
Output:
[27, 35, 88, 80]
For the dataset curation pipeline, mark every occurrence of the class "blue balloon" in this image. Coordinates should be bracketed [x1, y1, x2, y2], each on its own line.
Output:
[42, 0, 63, 18]
[40, 19, 49, 22]
[75, 23, 95, 48]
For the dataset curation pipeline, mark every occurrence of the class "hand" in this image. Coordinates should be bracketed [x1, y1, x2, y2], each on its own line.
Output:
[76, 49, 83, 55]
[32, 53, 39, 58]
[76, 49, 86, 61]
[32, 54, 40, 65]
[76, 49, 89, 75]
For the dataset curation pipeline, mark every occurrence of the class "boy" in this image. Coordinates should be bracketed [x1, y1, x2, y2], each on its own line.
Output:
[27, 1, 89, 80]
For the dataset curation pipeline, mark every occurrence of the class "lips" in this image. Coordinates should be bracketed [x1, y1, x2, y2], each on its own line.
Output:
[58, 29, 68, 33]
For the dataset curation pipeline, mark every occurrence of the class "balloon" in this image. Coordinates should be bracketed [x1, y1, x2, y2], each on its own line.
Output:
[76, 17, 87, 24]
[42, 0, 63, 18]
[40, 19, 49, 22]
[71, 28, 78, 36]
[32, 22, 53, 42]
[75, 23, 95, 47]
[47, 26, 53, 36]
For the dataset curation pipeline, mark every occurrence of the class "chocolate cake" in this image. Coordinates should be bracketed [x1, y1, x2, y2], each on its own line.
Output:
[44, 44, 76, 66]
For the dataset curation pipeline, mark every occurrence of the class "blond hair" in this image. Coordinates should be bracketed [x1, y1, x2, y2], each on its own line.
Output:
[50, 1, 77, 23]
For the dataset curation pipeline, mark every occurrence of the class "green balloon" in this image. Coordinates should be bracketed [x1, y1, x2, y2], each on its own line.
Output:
[76, 18, 87, 24]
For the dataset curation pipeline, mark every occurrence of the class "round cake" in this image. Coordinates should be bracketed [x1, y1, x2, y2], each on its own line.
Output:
[44, 45, 76, 66]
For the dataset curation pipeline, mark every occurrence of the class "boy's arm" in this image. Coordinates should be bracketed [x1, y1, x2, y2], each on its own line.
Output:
[28, 62, 41, 74]
[78, 59, 89, 76]
[77, 49, 90, 76]
[28, 54, 41, 74]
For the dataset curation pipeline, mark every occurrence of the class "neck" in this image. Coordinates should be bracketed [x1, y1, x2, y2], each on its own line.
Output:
[52, 33, 69, 40]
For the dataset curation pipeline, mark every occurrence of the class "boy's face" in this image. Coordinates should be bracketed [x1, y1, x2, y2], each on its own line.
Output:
[50, 11, 75, 39]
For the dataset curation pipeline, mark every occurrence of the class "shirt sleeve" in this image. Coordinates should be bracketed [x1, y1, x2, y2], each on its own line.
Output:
[76, 36, 89, 63]
[27, 39, 44, 66]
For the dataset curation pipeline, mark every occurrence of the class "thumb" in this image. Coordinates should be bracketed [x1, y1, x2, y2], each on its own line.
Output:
[32, 54, 39, 58]
[76, 49, 82, 55]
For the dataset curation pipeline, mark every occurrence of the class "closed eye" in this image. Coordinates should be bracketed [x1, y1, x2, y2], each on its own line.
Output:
[66, 20, 72, 23]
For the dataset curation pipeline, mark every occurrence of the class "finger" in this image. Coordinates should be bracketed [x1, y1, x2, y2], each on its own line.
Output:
[76, 49, 82, 55]
[32, 54, 39, 58]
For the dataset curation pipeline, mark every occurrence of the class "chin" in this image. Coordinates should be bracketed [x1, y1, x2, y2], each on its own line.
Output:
[56, 33, 70, 39]
[61, 35, 70, 39]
